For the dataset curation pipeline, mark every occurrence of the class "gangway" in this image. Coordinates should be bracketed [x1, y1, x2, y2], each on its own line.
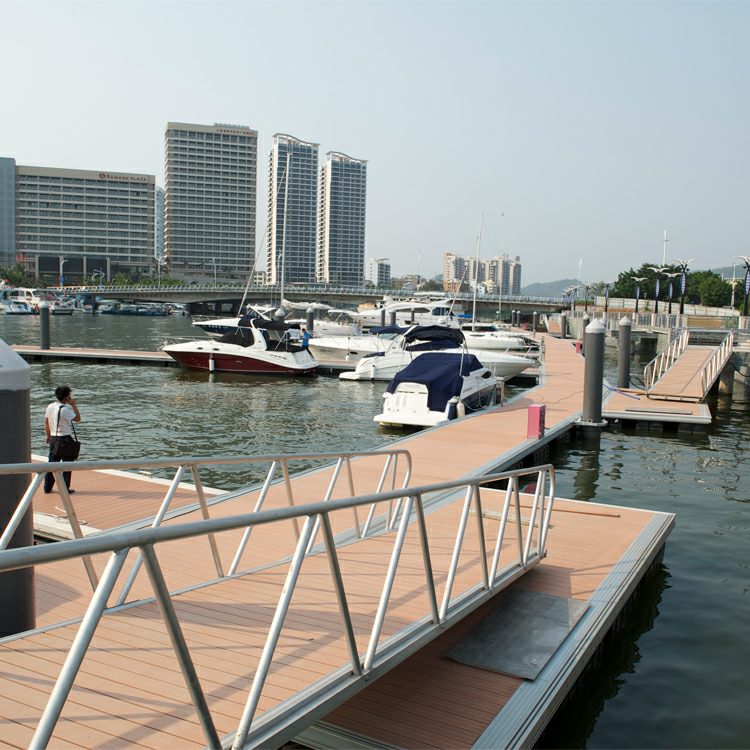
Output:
[644, 330, 734, 402]
[0, 453, 556, 750]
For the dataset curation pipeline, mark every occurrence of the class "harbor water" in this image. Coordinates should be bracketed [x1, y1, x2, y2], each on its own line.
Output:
[1, 314, 749, 748]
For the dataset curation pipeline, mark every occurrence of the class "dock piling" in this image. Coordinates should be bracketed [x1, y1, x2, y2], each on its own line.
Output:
[579, 320, 607, 438]
[390, 311, 397, 326]
[532, 312, 539, 335]
[380, 308, 386, 327]
[581, 314, 590, 355]
[306, 307, 315, 333]
[0, 341, 35, 637]
[617, 317, 632, 389]
[40, 301, 50, 350]
[560, 313, 567, 339]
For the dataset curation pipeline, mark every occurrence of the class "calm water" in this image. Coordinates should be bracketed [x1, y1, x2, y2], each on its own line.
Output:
[1, 314, 749, 748]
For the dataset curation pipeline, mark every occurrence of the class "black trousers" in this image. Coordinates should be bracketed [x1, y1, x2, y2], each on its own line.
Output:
[44, 437, 75, 492]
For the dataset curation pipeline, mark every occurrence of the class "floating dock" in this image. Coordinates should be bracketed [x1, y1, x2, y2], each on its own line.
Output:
[0, 334, 678, 749]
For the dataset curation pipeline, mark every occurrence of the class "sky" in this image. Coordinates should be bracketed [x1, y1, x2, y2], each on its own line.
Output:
[1, 1, 748, 284]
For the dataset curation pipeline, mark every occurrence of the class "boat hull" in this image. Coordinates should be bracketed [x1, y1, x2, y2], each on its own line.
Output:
[165, 348, 318, 375]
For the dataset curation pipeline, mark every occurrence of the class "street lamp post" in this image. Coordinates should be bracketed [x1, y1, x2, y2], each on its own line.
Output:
[604, 283, 611, 314]
[735, 256, 750, 318]
[583, 284, 590, 313]
[631, 276, 647, 314]
[672, 258, 697, 315]
[665, 272, 681, 315]
[647, 266, 668, 315]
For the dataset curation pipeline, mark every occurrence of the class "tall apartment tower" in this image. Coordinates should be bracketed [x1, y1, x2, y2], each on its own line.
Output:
[0, 158, 15, 268]
[266, 134, 319, 286]
[317, 152, 367, 286]
[509, 256, 522, 295]
[155, 186, 165, 265]
[164, 122, 257, 278]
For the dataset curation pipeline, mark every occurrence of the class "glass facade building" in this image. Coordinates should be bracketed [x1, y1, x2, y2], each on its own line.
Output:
[164, 122, 258, 278]
[317, 152, 367, 285]
[13, 164, 154, 282]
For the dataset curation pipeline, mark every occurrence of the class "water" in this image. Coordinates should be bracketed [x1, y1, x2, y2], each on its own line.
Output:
[1, 315, 749, 747]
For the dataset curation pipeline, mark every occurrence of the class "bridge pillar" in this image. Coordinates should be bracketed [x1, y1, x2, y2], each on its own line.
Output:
[718, 366, 734, 395]
[214, 302, 222, 315]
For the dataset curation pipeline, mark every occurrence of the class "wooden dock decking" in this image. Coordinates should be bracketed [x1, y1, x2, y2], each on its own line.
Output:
[0, 334, 678, 749]
[645, 346, 715, 400]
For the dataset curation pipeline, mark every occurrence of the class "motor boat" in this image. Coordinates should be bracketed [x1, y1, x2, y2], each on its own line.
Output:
[374, 353, 498, 428]
[162, 317, 318, 375]
[459, 323, 535, 352]
[306, 325, 403, 362]
[339, 325, 535, 381]
[350, 300, 460, 329]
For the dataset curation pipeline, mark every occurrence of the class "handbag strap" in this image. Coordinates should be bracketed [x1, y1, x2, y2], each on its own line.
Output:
[56, 402, 77, 440]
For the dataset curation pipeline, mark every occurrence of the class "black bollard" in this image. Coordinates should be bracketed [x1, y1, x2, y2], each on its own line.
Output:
[380, 308, 386, 327]
[532, 311, 539, 334]
[40, 301, 50, 350]
[560, 313, 568, 339]
[617, 316, 632, 389]
[0, 342, 35, 636]
[389, 311, 397, 326]
[306, 307, 315, 333]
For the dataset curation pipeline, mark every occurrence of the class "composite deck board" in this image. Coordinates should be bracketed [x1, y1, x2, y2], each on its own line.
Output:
[4, 336, 661, 748]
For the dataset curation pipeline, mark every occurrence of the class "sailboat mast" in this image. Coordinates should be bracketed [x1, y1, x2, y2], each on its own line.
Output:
[280, 151, 292, 307]
[472, 215, 482, 331]
[498, 213, 504, 316]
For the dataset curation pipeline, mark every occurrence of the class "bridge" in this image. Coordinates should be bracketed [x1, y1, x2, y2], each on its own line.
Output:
[49, 284, 566, 316]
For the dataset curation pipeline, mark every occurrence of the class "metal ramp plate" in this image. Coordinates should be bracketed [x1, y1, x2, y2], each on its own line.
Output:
[443, 589, 588, 680]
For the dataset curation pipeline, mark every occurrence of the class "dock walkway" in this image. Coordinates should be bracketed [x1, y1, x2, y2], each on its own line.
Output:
[0, 335, 677, 749]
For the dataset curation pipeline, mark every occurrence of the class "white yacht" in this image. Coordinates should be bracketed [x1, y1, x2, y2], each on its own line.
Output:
[339, 326, 534, 382]
[163, 317, 318, 376]
[350, 300, 460, 328]
[459, 323, 536, 352]
[374, 353, 498, 428]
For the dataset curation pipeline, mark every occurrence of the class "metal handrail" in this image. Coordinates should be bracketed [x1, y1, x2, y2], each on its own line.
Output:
[0, 449, 412, 596]
[644, 328, 689, 391]
[0, 460, 555, 750]
[700, 330, 734, 399]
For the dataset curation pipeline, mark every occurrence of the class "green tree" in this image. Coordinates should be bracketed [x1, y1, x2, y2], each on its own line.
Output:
[420, 279, 443, 292]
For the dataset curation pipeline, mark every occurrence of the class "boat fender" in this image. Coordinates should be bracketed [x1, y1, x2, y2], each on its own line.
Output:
[457, 400, 466, 418]
[370, 363, 376, 380]
[209, 355, 215, 373]
[446, 396, 459, 421]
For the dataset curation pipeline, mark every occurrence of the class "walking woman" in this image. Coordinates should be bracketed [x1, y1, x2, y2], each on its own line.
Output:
[44, 386, 81, 494]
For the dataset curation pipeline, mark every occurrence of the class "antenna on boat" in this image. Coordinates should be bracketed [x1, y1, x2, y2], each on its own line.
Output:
[472, 215, 484, 332]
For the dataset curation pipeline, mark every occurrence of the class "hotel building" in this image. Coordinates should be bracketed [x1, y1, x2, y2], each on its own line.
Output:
[317, 151, 367, 286]
[266, 134, 319, 285]
[164, 122, 258, 278]
[10, 160, 155, 282]
[155, 185, 165, 265]
[366, 257, 391, 287]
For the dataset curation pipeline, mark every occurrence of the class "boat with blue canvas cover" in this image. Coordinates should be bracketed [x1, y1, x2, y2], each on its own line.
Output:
[374, 352, 498, 428]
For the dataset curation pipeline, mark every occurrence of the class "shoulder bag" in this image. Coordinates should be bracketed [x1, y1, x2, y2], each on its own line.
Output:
[52, 404, 82, 460]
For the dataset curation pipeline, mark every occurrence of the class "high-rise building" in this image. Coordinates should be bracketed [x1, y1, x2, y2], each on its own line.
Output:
[509, 255, 522, 295]
[366, 257, 391, 286]
[164, 122, 258, 278]
[317, 151, 367, 285]
[443, 253, 466, 285]
[13, 162, 154, 282]
[442, 251, 521, 295]
[155, 186, 165, 266]
[266, 134, 318, 286]
[0, 158, 15, 269]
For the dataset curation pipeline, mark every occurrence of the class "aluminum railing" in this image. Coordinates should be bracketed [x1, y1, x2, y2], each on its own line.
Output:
[0, 458, 555, 750]
[0, 449, 411, 596]
[644, 328, 689, 391]
[699, 330, 734, 399]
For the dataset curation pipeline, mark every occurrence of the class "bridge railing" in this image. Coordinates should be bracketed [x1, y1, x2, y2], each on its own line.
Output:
[699, 331, 734, 399]
[644, 328, 689, 391]
[0, 456, 555, 750]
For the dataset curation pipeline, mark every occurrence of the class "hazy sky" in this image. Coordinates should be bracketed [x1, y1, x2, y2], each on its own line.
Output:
[1, 1, 747, 283]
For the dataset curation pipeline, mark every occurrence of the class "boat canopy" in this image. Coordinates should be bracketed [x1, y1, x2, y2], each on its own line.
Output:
[386, 353, 483, 413]
[402, 325, 465, 347]
[369, 325, 408, 335]
[242, 318, 301, 331]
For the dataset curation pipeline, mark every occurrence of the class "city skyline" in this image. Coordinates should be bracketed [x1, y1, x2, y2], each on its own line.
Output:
[1, 2, 747, 284]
